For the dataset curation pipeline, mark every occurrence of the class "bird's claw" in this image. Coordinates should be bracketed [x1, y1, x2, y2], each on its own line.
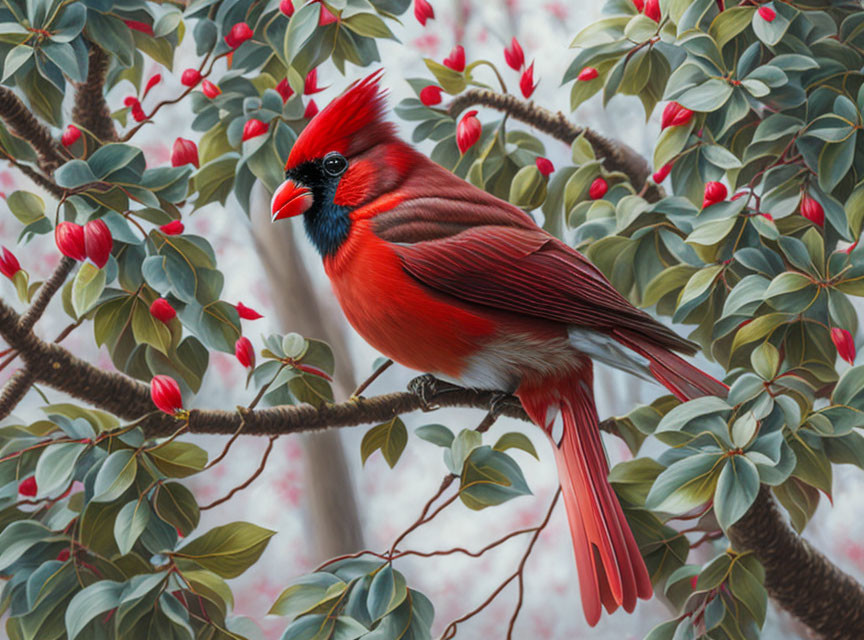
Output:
[408, 374, 443, 411]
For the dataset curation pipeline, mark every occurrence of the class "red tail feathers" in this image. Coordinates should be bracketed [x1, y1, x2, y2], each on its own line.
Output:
[613, 329, 728, 401]
[518, 364, 653, 626]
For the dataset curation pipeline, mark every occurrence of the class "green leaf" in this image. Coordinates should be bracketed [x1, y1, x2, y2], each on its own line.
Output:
[415, 423, 454, 448]
[54, 159, 97, 188]
[34, 442, 86, 495]
[645, 453, 723, 514]
[752, 2, 791, 46]
[65, 580, 126, 640]
[728, 561, 767, 626]
[360, 417, 408, 468]
[676, 78, 733, 112]
[459, 446, 531, 510]
[730, 412, 759, 449]
[708, 6, 756, 49]
[92, 449, 138, 502]
[147, 441, 208, 478]
[72, 262, 107, 316]
[423, 58, 465, 94]
[0, 520, 55, 571]
[6, 190, 45, 224]
[114, 499, 151, 555]
[131, 299, 172, 355]
[713, 455, 759, 530]
[750, 342, 779, 380]
[342, 13, 395, 39]
[175, 522, 275, 579]
[153, 481, 200, 537]
[367, 564, 408, 622]
[492, 432, 539, 459]
[269, 572, 346, 617]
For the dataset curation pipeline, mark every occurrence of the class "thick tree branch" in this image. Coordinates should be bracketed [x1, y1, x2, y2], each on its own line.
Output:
[19, 257, 75, 333]
[0, 87, 65, 172]
[448, 89, 665, 203]
[729, 486, 864, 639]
[72, 46, 117, 143]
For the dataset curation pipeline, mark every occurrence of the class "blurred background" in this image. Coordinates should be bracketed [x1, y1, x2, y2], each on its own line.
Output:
[2, 1, 863, 638]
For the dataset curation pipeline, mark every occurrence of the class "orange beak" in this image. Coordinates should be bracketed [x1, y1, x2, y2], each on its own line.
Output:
[271, 180, 313, 221]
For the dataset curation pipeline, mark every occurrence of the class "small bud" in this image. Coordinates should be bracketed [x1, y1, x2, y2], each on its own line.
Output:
[577, 67, 598, 82]
[535, 157, 554, 176]
[457, 110, 481, 153]
[632, 0, 644, 10]
[504, 37, 524, 71]
[55, 222, 86, 261]
[702, 181, 727, 208]
[56, 549, 70, 562]
[280, 0, 295, 16]
[150, 375, 183, 415]
[242, 118, 269, 141]
[644, 0, 660, 21]
[761, 213, 774, 222]
[652, 163, 672, 183]
[235, 336, 256, 368]
[149, 298, 176, 323]
[61, 124, 81, 147]
[18, 476, 37, 497]
[419, 85, 443, 106]
[414, 0, 435, 26]
[304, 99, 319, 119]
[757, 5, 776, 21]
[318, 3, 338, 25]
[304, 68, 325, 95]
[181, 69, 202, 87]
[225, 22, 253, 48]
[845, 241, 858, 255]
[519, 62, 538, 99]
[143, 73, 161, 98]
[171, 138, 199, 168]
[201, 79, 221, 99]
[276, 78, 294, 102]
[83, 219, 113, 269]
[159, 220, 184, 235]
[124, 19, 154, 36]
[588, 177, 608, 200]
[0, 246, 21, 279]
[800, 194, 824, 227]
[235, 302, 263, 320]
[661, 101, 693, 129]
[131, 102, 147, 122]
[831, 327, 856, 365]
[443, 45, 466, 72]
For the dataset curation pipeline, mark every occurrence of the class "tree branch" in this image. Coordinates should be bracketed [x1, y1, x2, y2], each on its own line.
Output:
[72, 45, 117, 143]
[18, 257, 75, 333]
[0, 86, 66, 172]
[448, 89, 665, 203]
[729, 486, 864, 639]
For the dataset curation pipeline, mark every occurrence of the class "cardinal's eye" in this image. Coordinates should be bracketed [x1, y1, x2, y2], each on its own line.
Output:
[322, 152, 348, 177]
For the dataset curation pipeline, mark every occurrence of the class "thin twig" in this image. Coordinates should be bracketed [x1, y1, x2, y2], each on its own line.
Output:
[199, 435, 278, 510]
[440, 489, 560, 640]
[352, 358, 393, 397]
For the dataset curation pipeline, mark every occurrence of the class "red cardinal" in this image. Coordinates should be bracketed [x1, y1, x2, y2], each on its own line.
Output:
[271, 71, 726, 625]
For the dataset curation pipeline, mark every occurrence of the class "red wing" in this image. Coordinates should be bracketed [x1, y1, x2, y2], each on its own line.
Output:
[390, 223, 697, 355]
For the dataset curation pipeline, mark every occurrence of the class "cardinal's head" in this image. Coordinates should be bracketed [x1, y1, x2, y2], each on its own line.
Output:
[271, 70, 415, 256]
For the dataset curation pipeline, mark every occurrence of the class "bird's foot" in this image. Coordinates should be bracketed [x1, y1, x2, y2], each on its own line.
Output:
[408, 374, 462, 411]
[488, 391, 516, 418]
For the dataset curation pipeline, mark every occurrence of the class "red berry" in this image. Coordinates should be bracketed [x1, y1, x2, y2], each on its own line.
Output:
[181, 69, 201, 87]
[800, 194, 824, 226]
[280, 0, 295, 16]
[149, 298, 176, 323]
[18, 476, 37, 497]
[201, 79, 221, 99]
[83, 219, 113, 269]
[443, 45, 466, 72]
[588, 177, 608, 200]
[235, 337, 256, 369]
[159, 220, 184, 235]
[242, 119, 268, 141]
[457, 110, 481, 153]
[225, 22, 253, 48]
[757, 6, 776, 21]
[535, 157, 554, 176]
[61, 124, 81, 147]
[652, 163, 672, 183]
[55, 222, 86, 261]
[419, 85, 443, 106]
[577, 67, 598, 82]
[414, 0, 435, 26]
[170, 138, 199, 168]
[702, 181, 728, 208]
[150, 375, 183, 415]
[831, 327, 856, 365]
